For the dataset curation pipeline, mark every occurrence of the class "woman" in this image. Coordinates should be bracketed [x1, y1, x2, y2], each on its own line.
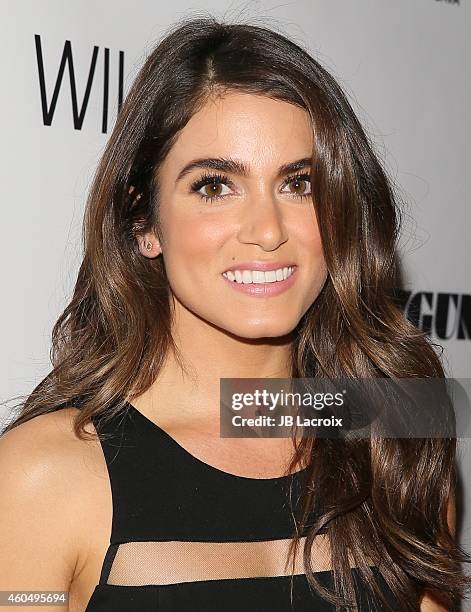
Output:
[0, 15, 469, 611]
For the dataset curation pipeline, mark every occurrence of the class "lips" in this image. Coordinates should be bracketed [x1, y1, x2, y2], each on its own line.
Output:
[223, 261, 297, 273]
[221, 265, 299, 297]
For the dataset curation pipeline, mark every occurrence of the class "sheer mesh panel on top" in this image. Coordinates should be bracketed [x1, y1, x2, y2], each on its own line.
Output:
[105, 533, 367, 586]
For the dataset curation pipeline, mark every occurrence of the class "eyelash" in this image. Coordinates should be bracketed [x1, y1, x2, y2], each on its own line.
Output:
[189, 172, 312, 203]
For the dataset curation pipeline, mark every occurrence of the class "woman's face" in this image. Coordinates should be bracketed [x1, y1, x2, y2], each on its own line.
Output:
[141, 91, 328, 339]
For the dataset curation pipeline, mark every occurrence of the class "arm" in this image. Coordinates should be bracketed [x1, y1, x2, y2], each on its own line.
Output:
[419, 489, 456, 611]
[0, 413, 83, 611]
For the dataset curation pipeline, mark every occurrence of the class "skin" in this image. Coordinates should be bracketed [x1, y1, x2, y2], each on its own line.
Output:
[0, 92, 454, 610]
[133, 91, 327, 442]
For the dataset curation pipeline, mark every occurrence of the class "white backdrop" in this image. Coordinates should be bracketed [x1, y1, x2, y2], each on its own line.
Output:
[1, 0, 470, 602]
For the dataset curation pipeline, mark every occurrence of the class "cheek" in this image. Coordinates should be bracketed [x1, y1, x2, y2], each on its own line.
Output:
[310, 238, 328, 286]
[294, 210, 325, 260]
[298, 219, 328, 290]
[161, 208, 228, 266]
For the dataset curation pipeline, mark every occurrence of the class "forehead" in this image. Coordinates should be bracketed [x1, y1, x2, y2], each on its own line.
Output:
[163, 91, 313, 171]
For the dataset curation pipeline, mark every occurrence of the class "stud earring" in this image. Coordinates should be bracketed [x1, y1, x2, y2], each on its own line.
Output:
[145, 241, 153, 251]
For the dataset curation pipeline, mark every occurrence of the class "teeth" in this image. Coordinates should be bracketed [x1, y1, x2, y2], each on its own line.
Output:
[223, 266, 295, 284]
[242, 270, 252, 284]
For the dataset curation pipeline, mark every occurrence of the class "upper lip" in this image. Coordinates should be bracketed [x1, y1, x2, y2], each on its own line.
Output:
[223, 261, 297, 273]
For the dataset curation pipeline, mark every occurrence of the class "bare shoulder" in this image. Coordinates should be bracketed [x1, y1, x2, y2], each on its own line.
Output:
[0, 407, 104, 494]
[0, 408, 111, 610]
[1, 405, 96, 445]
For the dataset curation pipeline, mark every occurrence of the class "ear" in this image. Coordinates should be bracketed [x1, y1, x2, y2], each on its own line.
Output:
[136, 230, 162, 259]
[128, 185, 163, 259]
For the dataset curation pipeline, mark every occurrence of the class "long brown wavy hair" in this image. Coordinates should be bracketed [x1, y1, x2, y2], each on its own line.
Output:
[3, 14, 470, 610]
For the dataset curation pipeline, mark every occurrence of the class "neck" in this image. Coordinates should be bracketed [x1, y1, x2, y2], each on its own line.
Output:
[134, 300, 295, 427]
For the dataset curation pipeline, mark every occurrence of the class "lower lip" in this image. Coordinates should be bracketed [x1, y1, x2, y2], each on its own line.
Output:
[221, 267, 298, 297]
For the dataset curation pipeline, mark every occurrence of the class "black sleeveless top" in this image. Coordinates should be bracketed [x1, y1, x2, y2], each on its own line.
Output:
[84, 402, 401, 611]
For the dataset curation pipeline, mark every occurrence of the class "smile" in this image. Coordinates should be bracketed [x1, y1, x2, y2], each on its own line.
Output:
[222, 266, 295, 284]
[221, 266, 298, 297]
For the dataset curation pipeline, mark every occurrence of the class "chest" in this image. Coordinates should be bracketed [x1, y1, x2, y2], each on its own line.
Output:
[67, 427, 308, 610]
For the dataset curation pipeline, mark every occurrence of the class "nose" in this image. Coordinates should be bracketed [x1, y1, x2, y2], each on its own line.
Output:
[236, 186, 289, 251]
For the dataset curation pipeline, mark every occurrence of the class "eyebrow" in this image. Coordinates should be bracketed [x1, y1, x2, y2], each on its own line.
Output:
[175, 156, 312, 183]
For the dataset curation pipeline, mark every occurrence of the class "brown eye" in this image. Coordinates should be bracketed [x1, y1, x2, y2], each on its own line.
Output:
[289, 178, 308, 195]
[281, 173, 312, 199]
[202, 183, 224, 198]
[190, 173, 233, 203]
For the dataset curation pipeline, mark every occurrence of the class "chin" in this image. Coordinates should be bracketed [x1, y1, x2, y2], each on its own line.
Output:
[222, 319, 298, 340]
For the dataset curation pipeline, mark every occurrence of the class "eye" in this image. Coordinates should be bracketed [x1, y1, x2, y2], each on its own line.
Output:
[190, 173, 233, 203]
[189, 171, 313, 203]
[280, 173, 312, 200]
